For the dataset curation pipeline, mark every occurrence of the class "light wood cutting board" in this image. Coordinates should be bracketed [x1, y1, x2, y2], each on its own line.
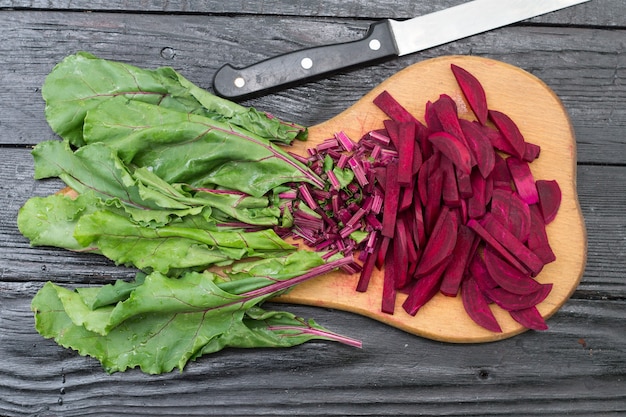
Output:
[273, 55, 587, 343]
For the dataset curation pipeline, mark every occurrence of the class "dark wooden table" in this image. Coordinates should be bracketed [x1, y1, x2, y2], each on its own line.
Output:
[1, 1, 625, 416]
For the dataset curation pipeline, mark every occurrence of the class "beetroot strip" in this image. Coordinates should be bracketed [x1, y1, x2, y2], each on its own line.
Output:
[480, 213, 544, 276]
[373, 90, 419, 124]
[466, 218, 530, 274]
[440, 225, 477, 297]
[381, 160, 401, 238]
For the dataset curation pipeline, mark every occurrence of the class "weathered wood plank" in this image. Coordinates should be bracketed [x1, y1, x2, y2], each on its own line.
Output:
[0, 12, 624, 165]
[0, 280, 624, 416]
[0, 0, 621, 26]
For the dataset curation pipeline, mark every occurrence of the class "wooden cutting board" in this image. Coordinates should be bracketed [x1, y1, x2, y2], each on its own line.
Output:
[274, 55, 587, 343]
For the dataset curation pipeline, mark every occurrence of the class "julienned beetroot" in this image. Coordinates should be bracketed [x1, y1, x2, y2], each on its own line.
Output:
[287, 64, 561, 333]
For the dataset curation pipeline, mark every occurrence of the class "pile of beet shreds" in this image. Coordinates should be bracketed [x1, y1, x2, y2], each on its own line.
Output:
[285, 64, 561, 333]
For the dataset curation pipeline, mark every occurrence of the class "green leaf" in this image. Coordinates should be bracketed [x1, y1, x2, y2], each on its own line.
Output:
[226, 250, 325, 281]
[173, 70, 307, 144]
[17, 192, 100, 251]
[82, 98, 320, 197]
[32, 259, 359, 374]
[333, 166, 355, 189]
[76, 273, 146, 310]
[31, 140, 201, 224]
[73, 210, 295, 273]
[42, 52, 305, 147]
[33, 280, 246, 374]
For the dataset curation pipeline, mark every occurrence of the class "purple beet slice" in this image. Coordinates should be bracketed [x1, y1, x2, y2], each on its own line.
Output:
[451, 63, 489, 125]
[461, 276, 502, 333]
[483, 246, 543, 295]
[536, 179, 562, 224]
[509, 306, 549, 331]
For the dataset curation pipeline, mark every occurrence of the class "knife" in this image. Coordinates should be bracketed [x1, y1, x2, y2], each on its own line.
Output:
[213, 0, 589, 99]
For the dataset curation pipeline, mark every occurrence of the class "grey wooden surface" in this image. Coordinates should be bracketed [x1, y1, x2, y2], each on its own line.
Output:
[1, 1, 625, 416]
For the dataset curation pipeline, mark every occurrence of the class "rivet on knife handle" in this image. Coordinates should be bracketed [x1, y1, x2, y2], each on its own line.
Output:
[212, 20, 398, 99]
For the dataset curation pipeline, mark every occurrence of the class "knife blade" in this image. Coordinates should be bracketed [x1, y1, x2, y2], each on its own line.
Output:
[212, 0, 590, 99]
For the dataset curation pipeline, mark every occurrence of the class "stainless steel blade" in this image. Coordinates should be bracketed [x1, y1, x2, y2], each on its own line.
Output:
[389, 0, 590, 56]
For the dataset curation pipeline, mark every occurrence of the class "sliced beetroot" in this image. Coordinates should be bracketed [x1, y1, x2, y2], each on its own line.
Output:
[399, 181, 415, 212]
[485, 128, 517, 156]
[459, 119, 496, 178]
[415, 206, 458, 278]
[393, 218, 411, 289]
[488, 109, 526, 159]
[441, 156, 461, 207]
[431, 94, 468, 146]
[417, 152, 440, 208]
[523, 142, 541, 162]
[509, 306, 549, 331]
[440, 225, 477, 297]
[306, 65, 562, 333]
[381, 160, 401, 238]
[527, 205, 557, 264]
[424, 163, 444, 235]
[424, 100, 443, 132]
[412, 199, 426, 249]
[456, 166, 474, 199]
[428, 131, 473, 175]
[467, 218, 529, 275]
[373, 90, 419, 124]
[356, 238, 381, 293]
[506, 157, 539, 205]
[415, 119, 433, 160]
[402, 257, 451, 316]
[468, 169, 488, 219]
[536, 179, 561, 224]
[383, 119, 400, 149]
[381, 244, 397, 314]
[451, 63, 488, 125]
[461, 276, 502, 333]
[491, 153, 513, 190]
[480, 213, 544, 276]
[399, 212, 420, 264]
[483, 246, 543, 295]
[490, 188, 531, 242]
[397, 122, 416, 186]
[485, 283, 552, 312]
[469, 253, 499, 292]
[376, 235, 391, 270]
[412, 126, 424, 175]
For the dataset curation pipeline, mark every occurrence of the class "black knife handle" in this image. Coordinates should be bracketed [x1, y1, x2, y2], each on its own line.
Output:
[213, 20, 398, 99]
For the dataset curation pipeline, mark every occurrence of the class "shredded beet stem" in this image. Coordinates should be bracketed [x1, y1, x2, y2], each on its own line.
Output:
[282, 63, 559, 333]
